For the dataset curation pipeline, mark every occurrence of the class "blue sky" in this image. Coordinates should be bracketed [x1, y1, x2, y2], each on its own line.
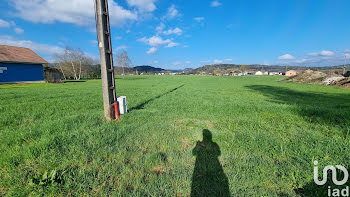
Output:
[0, 0, 349, 69]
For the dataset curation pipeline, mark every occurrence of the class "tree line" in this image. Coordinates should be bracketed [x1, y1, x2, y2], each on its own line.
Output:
[53, 47, 133, 80]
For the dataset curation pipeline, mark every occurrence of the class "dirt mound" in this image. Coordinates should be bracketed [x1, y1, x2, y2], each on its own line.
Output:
[283, 70, 350, 88]
[322, 77, 345, 85]
[283, 70, 327, 84]
[334, 77, 350, 88]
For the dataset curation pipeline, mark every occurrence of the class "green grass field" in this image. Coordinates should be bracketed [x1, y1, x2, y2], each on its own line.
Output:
[1, 76, 350, 196]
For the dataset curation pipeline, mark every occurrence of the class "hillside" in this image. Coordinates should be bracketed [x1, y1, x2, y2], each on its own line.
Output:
[188, 64, 348, 74]
[115, 65, 165, 75]
[134, 65, 165, 72]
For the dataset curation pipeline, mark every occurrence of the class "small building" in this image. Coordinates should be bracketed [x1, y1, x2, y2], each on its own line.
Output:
[44, 67, 63, 83]
[255, 71, 263, 75]
[0, 45, 48, 84]
[247, 71, 257, 75]
[269, 72, 279, 76]
[286, 70, 298, 77]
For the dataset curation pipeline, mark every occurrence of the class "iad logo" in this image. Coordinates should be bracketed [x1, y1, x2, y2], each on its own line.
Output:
[0, 67, 7, 74]
[314, 161, 349, 196]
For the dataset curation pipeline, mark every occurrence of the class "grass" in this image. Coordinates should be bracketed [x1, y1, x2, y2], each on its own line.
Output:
[0, 75, 350, 196]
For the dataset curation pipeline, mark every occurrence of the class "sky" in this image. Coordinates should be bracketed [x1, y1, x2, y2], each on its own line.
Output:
[0, 0, 350, 69]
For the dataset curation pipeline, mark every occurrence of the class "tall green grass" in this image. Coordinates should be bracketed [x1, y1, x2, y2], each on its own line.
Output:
[0, 76, 349, 196]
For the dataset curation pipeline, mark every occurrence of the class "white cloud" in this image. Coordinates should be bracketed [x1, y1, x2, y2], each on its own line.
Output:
[320, 50, 335, 56]
[126, 0, 157, 12]
[344, 49, 350, 53]
[116, 45, 128, 51]
[0, 19, 11, 27]
[286, 58, 322, 65]
[308, 50, 335, 57]
[294, 58, 308, 64]
[185, 61, 191, 64]
[115, 36, 122, 40]
[138, 35, 171, 47]
[156, 23, 165, 34]
[138, 35, 178, 47]
[307, 52, 318, 57]
[147, 47, 157, 54]
[211, 1, 222, 7]
[163, 5, 179, 20]
[278, 54, 295, 60]
[10, 0, 137, 26]
[194, 17, 205, 22]
[285, 54, 346, 66]
[14, 27, 24, 34]
[0, 35, 64, 55]
[153, 60, 159, 64]
[138, 35, 179, 54]
[166, 42, 179, 48]
[157, 23, 183, 36]
[214, 59, 223, 64]
[277, 50, 350, 66]
[173, 61, 181, 66]
[200, 60, 211, 63]
[225, 58, 233, 62]
[163, 27, 182, 36]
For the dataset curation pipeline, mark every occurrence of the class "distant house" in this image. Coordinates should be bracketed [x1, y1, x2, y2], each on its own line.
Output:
[255, 71, 263, 75]
[247, 71, 257, 75]
[286, 70, 298, 77]
[269, 72, 279, 75]
[0, 45, 48, 84]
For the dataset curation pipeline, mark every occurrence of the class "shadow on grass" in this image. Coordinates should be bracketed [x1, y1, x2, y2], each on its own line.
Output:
[191, 129, 230, 197]
[115, 77, 147, 80]
[246, 85, 350, 137]
[64, 80, 87, 83]
[128, 84, 185, 112]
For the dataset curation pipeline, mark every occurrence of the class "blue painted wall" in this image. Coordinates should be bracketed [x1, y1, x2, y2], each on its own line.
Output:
[0, 63, 44, 83]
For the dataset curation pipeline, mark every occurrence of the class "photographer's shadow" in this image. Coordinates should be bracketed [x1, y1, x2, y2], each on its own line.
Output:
[191, 129, 230, 197]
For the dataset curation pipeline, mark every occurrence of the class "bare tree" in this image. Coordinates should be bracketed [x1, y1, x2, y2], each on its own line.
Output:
[53, 46, 97, 80]
[53, 54, 67, 80]
[116, 50, 132, 76]
[66, 47, 84, 80]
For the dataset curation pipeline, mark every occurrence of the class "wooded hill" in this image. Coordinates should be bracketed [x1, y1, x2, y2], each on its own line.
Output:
[114, 65, 165, 75]
[187, 64, 349, 74]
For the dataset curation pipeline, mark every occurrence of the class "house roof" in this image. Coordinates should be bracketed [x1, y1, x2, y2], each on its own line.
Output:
[0, 45, 48, 64]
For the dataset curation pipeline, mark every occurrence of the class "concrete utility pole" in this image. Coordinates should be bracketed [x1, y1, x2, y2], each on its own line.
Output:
[94, 0, 118, 120]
